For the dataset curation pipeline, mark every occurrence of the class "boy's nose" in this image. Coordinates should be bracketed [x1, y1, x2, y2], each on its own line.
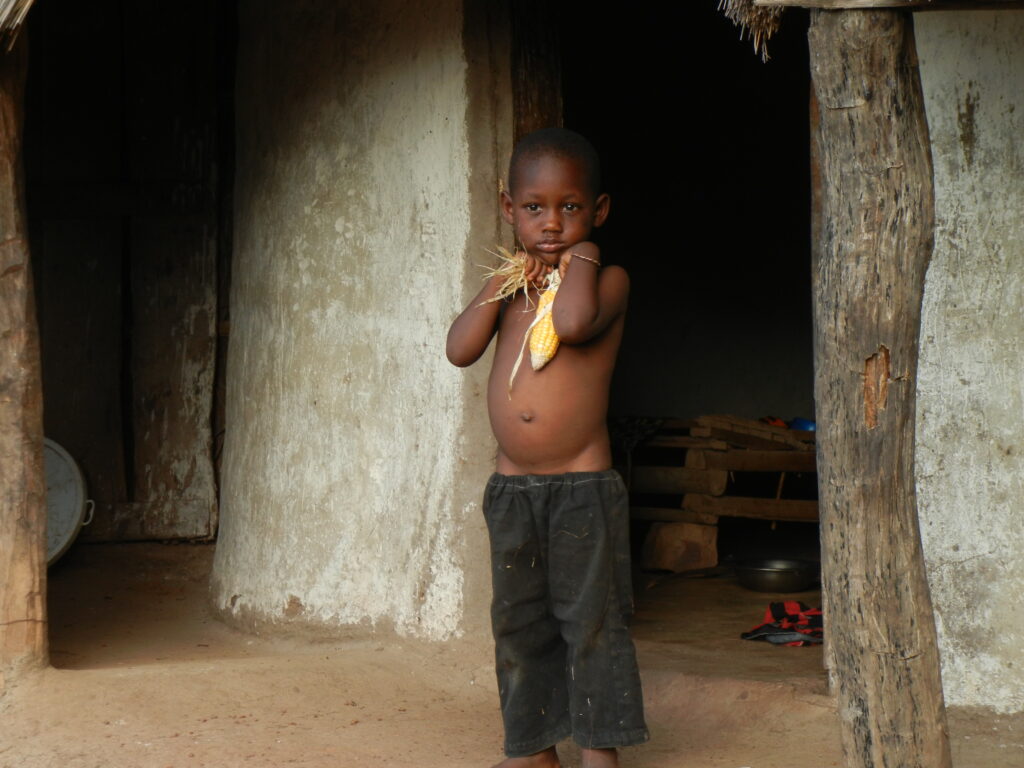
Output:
[542, 213, 562, 231]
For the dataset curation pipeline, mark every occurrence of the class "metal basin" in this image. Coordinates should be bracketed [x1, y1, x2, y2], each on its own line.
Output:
[734, 558, 819, 593]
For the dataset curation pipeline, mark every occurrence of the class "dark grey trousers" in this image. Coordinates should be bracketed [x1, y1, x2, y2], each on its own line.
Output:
[483, 470, 649, 757]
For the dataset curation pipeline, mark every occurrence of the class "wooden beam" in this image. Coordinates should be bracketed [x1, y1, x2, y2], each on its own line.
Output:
[690, 425, 809, 451]
[683, 494, 818, 523]
[696, 415, 815, 450]
[809, 10, 950, 768]
[699, 448, 817, 473]
[631, 506, 719, 526]
[630, 466, 728, 496]
[509, 0, 562, 142]
[757, 0, 1024, 9]
[642, 435, 728, 451]
[0, 35, 47, 691]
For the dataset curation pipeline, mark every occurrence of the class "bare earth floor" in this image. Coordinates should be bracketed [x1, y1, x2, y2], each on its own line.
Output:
[1, 543, 1020, 768]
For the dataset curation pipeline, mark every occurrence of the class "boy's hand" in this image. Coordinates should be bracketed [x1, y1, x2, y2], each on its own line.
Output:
[522, 252, 553, 288]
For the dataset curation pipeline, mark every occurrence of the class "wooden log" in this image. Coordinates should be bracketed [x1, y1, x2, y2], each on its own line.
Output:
[696, 414, 815, 451]
[642, 435, 728, 451]
[630, 507, 719, 526]
[641, 522, 718, 573]
[0, 35, 47, 690]
[700, 449, 817, 473]
[509, 0, 562, 141]
[683, 494, 818, 523]
[683, 449, 706, 469]
[690, 425, 804, 452]
[809, 10, 951, 768]
[810, 56, 830, 684]
[630, 466, 728, 497]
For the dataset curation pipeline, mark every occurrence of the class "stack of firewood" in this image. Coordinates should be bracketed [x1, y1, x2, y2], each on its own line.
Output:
[626, 414, 817, 573]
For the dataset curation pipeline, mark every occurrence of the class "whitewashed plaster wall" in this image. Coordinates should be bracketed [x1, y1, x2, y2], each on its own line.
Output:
[211, 0, 505, 643]
[915, 12, 1024, 713]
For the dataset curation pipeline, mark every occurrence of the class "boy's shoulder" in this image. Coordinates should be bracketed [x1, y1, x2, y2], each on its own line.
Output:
[597, 263, 630, 306]
[601, 263, 628, 283]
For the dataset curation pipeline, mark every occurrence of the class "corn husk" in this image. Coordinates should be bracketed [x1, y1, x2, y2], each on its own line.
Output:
[478, 246, 531, 307]
[477, 246, 561, 394]
[718, 0, 783, 62]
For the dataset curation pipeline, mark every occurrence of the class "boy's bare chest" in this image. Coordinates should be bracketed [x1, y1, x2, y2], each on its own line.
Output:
[498, 292, 538, 333]
[490, 290, 621, 382]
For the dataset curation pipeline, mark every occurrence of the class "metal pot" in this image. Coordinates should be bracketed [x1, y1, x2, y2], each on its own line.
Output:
[734, 558, 819, 593]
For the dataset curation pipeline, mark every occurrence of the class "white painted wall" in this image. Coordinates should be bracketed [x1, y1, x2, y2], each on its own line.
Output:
[211, 0, 501, 642]
[915, 12, 1024, 713]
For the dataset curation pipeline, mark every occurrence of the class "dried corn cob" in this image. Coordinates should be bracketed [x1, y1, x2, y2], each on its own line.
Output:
[529, 274, 560, 371]
[506, 270, 561, 392]
[478, 248, 562, 393]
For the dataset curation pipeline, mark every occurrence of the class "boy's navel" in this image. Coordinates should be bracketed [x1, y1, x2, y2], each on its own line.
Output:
[520, 411, 534, 423]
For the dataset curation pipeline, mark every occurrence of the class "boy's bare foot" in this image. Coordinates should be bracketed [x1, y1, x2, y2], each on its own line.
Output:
[491, 746, 561, 768]
[581, 747, 619, 768]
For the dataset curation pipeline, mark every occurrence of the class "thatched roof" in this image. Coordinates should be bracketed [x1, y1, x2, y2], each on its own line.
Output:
[718, 0, 785, 61]
[0, 1, 779, 60]
[0, 0, 32, 38]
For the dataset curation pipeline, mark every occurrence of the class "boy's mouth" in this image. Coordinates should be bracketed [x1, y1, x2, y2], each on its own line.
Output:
[535, 241, 564, 254]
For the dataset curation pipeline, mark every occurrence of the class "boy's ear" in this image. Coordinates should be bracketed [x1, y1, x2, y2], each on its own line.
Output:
[500, 190, 514, 224]
[592, 193, 610, 228]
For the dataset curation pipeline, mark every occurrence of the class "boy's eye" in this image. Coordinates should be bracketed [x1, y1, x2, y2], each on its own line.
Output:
[563, 203, 580, 212]
[524, 203, 541, 212]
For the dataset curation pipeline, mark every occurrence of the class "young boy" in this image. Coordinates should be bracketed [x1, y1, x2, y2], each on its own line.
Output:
[446, 128, 648, 768]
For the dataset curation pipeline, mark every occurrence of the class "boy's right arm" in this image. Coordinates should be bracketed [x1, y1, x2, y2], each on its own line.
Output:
[446, 254, 551, 367]
[445, 274, 506, 367]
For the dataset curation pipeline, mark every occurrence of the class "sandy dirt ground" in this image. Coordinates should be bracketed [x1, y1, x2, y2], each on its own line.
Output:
[1, 543, 1020, 768]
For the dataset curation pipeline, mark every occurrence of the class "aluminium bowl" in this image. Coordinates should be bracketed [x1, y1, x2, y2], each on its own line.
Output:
[734, 558, 819, 593]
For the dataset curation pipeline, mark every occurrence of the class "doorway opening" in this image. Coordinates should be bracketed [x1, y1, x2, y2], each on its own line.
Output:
[555, 5, 821, 681]
[23, 0, 235, 668]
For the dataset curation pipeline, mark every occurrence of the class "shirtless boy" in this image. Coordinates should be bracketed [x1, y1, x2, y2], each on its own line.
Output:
[446, 128, 648, 768]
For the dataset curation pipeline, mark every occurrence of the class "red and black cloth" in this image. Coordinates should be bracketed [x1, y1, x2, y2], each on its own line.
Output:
[741, 601, 823, 647]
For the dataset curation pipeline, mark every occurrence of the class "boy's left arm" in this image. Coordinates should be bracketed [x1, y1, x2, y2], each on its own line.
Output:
[551, 241, 629, 345]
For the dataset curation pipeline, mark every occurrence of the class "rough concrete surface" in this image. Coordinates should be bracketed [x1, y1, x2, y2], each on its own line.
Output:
[915, 11, 1024, 713]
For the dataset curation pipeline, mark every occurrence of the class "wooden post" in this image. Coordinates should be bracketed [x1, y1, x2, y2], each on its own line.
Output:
[808, 10, 951, 768]
[509, 0, 562, 142]
[0, 34, 47, 692]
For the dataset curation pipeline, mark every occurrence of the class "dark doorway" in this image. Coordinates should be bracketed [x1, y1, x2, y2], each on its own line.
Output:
[24, 0, 235, 544]
[555, 7, 819, 574]
[559, 5, 814, 423]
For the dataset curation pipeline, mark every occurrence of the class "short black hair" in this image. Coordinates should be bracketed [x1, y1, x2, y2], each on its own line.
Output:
[508, 127, 602, 198]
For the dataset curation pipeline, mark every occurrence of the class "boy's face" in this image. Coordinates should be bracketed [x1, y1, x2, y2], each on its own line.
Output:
[500, 155, 609, 267]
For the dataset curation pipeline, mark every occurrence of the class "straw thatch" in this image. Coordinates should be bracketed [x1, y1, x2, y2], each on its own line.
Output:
[0, 0, 32, 39]
[718, 0, 784, 61]
[0, 1, 780, 59]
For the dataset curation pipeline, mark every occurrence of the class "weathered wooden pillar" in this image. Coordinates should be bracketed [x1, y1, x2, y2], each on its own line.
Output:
[809, 10, 950, 768]
[509, 0, 562, 141]
[0, 34, 47, 692]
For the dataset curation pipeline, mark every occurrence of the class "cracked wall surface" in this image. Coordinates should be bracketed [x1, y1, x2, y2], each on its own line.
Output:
[915, 11, 1024, 713]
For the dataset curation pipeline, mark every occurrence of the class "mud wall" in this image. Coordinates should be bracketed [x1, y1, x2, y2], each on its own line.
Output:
[915, 12, 1024, 713]
[212, 0, 506, 642]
